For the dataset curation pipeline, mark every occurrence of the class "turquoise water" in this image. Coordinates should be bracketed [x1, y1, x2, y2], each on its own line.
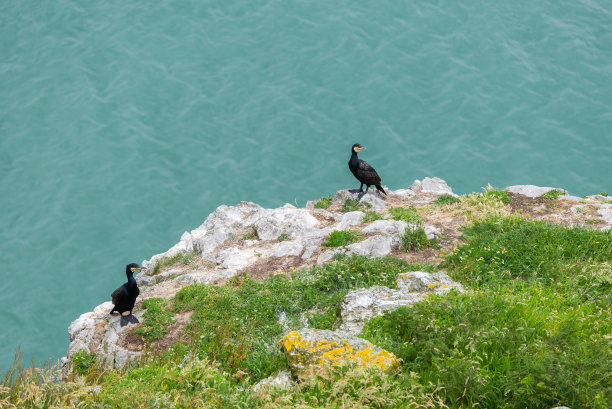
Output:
[1, 0, 611, 371]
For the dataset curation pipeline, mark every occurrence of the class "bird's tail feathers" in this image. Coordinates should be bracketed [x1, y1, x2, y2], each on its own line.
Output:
[376, 184, 387, 196]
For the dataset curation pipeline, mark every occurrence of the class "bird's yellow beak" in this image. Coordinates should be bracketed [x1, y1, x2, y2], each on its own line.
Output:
[130, 267, 141, 273]
[358, 146, 366, 151]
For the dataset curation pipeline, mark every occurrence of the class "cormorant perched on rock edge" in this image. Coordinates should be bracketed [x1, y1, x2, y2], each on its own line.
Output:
[348, 143, 386, 196]
[109, 263, 141, 327]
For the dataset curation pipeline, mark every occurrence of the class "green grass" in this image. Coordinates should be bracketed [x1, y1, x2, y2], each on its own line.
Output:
[447, 215, 612, 285]
[133, 298, 176, 342]
[389, 206, 422, 224]
[172, 255, 432, 382]
[277, 233, 289, 242]
[313, 195, 333, 209]
[542, 189, 566, 200]
[256, 363, 445, 408]
[242, 232, 256, 240]
[435, 193, 461, 205]
[152, 251, 198, 275]
[361, 216, 612, 409]
[399, 227, 438, 252]
[341, 198, 371, 213]
[323, 230, 363, 247]
[485, 188, 511, 203]
[599, 191, 609, 197]
[72, 350, 98, 376]
[362, 210, 384, 223]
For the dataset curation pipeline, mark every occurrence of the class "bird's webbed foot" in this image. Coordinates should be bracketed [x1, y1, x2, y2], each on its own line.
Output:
[119, 314, 139, 327]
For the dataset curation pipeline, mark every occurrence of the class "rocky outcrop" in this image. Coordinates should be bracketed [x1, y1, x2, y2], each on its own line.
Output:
[507, 185, 565, 198]
[279, 329, 399, 379]
[339, 271, 463, 335]
[278, 270, 463, 379]
[62, 178, 612, 376]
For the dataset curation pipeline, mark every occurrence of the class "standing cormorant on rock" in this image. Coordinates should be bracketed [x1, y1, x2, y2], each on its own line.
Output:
[348, 144, 386, 196]
[109, 263, 141, 327]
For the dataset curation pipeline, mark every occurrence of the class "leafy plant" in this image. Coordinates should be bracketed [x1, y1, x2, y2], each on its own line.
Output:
[72, 350, 98, 376]
[542, 189, 565, 200]
[389, 206, 422, 224]
[341, 198, 371, 213]
[435, 194, 460, 205]
[277, 233, 289, 242]
[314, 195, 333, 209]
[400, 227, 438, 252]
[323, 230, 363, 247]
[362, 210, 384, 223]
[152, 251, 198, 275]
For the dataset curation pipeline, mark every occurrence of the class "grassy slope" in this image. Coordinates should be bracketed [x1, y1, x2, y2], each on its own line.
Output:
[2, 191, 611, 409]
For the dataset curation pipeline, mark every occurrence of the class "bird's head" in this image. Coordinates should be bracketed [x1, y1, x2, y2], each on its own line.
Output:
[126, 263, 142, 275]
[352, 143, 365, 153]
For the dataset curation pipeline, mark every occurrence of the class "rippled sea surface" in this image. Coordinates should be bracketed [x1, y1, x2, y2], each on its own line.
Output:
[1, 0, 611, 370]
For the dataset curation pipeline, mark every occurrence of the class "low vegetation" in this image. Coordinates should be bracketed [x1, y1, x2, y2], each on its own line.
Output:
[361, 210, 384, 223]
[399, 226, 438, 251]
[152, 251, 198, 275]
[341, 198, 371, 213]
[389, 206, 422, 224]
[434, 193, 461, 205]
[133, 298, 175, 342]
[3, 192, 611, 408]
[362, 216, 612, 409]
[313, 195, 333, 209]
[541, 189, 566, 200]
[323, 230, 363, 247]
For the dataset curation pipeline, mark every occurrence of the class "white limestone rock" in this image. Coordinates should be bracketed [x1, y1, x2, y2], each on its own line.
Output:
[597, 204, 612, 224]
[253, 370, 294, 392]
[243, 207, 319, 240]
[559, 194, 583, 202]
[317, 249, 342, 265]
[65, 301, 143, 374]
[338, 271, 463, 335]
[410, 177, 457, 197]
[362, 220, 407, 236]
[397, 271, 464, 294]
[339, 211, 366, 230]
[424, 225, 441, 240]
[391, 188, 416, 198]
[280, 329, 399, 379]
[506, 185, 565, 198]
[214, 247, 271, 270]
[346, 235, 393, 258]
[199, 202, 263, 232]
[333, 189, 387, 211]
[338, 286, 421, 335]
[359, 192, 387, 211]
[273, 240, 304, 257]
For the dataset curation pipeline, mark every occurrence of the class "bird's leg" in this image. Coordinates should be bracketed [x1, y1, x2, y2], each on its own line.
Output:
[364, 185, 370, 193]
[359, 183, 364, 192]
[129, 311, 140, 324]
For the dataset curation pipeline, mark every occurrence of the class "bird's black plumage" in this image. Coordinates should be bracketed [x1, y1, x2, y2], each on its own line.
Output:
[109, 263, 141, 327]
[348, 143, 386, 196]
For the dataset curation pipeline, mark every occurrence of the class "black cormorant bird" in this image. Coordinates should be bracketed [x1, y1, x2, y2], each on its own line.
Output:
[109, 263, 141, 327]
[348, 143, 386, 196]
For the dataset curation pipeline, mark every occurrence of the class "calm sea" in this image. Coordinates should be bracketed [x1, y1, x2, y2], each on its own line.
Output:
[1, 0, 611, 371]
